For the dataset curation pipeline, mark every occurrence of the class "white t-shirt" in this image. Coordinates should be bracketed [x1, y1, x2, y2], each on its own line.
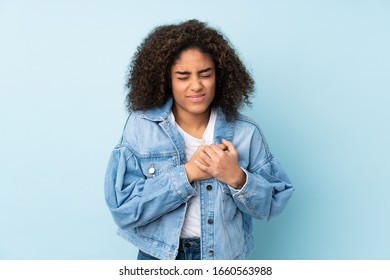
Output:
[170, 108, 217, 238]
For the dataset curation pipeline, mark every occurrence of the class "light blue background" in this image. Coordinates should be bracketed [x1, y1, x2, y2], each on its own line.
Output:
[1, 0, 389, 259]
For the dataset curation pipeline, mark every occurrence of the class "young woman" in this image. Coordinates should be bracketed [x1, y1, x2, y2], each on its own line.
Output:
[104, 19, 295, 260]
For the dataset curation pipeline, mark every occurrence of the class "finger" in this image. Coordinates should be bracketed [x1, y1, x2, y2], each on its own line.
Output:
[194, 160, 208, 172]
[199, 150, 213, 165]
[197, 145, 206, 152]
[217, 143, 228, 151]
[222, 139, 238, 157]
[191, 146, 208, 165]
[204, 145, 219, 160]
[194, 150, 209, 165]
[197, 157, 209, 166]
[208, 144, 225, 157]
[222, 139, 237, 153]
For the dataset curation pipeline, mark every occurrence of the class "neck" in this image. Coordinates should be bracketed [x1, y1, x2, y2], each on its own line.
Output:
[172, 106, 211, 139]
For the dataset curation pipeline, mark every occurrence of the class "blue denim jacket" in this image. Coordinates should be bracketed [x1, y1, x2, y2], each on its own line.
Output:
[104, 99, 294, 260]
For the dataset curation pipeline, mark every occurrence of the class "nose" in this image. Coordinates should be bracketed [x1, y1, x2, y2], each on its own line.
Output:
[190, 78, 203, 92]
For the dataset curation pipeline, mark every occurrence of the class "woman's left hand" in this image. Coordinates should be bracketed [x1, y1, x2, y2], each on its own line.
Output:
[194, 139, 246, 189]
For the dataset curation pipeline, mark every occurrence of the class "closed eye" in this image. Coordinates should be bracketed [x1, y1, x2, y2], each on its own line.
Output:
[177, 76, 189, 80]
[199, 67, 213, 78]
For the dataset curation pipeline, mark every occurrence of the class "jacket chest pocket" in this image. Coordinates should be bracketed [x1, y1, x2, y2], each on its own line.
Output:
[138, 154, 178, 178]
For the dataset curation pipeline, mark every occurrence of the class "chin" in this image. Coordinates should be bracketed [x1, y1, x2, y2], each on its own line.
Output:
[187, 104, 212, 115]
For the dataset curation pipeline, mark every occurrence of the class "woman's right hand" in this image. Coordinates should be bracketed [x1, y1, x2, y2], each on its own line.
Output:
[184, 143, 227, 183]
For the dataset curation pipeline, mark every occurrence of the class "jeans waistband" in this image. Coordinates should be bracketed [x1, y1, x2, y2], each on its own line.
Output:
[178, 238, 200, 251]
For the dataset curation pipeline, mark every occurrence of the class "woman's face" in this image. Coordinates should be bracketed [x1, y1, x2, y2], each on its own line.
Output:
[170, 48, 216, 119]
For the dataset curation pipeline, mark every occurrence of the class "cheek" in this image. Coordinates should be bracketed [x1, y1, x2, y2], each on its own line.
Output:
[171, 81, 186, 98]
[205, 79, 216, 92]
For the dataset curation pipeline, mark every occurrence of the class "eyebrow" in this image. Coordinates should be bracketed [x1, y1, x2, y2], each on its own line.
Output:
[175, 67, 213, 75]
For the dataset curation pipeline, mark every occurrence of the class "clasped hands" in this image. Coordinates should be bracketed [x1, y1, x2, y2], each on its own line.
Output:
[184, 139, 246, 189]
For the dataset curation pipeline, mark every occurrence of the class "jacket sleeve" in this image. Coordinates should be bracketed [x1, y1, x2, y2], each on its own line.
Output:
[227, 127, 295, 221]
[104, 145, 197, 229]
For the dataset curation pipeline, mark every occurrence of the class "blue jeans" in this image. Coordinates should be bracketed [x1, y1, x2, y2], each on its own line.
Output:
[137, 238, 201, 260]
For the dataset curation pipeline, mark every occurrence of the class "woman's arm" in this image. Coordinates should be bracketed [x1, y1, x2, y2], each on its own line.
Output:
[228, 156, 295, 221]
[194, 135, 294, 221]
[104, 145, 196, 229]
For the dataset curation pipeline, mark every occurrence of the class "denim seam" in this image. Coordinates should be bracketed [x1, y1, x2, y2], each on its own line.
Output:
[235, 115, 272, 161]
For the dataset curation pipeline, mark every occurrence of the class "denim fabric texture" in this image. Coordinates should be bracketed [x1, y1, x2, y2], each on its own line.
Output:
[104, 98, 294, 260]
[176, 238, 201, 260]
[137, 250, 159, 260]
[138, 238, 201, 260]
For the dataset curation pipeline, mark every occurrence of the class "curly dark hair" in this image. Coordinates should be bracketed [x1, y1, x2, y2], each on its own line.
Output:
[126, 19, 255, 121]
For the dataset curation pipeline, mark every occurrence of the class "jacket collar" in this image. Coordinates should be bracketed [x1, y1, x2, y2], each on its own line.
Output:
[140, 97, 235, 143]
[141, 98, 173, 121]
[214, 107, 235, 143]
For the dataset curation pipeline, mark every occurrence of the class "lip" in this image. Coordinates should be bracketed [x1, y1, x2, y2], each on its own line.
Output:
[187, 94, 206, 102]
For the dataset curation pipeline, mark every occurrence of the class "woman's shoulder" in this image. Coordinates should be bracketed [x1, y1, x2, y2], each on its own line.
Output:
[119, 111, 153, 146]
[120, 109, 171, 148]
[233, 112, 273, 160]
[234, 112, 264, 134]
[123, 110, 159, 128]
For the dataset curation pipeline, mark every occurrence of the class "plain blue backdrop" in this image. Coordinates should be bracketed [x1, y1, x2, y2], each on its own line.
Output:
[0, 0, 389, 259]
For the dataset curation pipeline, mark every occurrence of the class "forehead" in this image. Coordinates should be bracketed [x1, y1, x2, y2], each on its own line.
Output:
[172, 48, 214, 69]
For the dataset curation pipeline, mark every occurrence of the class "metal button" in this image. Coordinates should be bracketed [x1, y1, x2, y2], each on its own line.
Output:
[208, 250, 214, 256]
[208, 218, 214, 224]
[206, 185, 212, 191]
[148, 164, 155, 174]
